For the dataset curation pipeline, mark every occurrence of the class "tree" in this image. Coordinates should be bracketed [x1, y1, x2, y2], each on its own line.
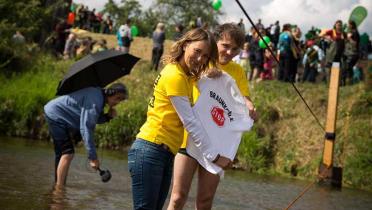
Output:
[0, 0, 67, 72]
[102, 0, 142, 29]
[154, 0, 223, 28]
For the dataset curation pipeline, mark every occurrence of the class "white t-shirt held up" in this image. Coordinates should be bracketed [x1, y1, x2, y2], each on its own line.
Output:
[186, 73, 254, 176]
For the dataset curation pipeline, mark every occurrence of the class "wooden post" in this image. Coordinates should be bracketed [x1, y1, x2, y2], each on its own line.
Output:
[319, 62, 342, 187]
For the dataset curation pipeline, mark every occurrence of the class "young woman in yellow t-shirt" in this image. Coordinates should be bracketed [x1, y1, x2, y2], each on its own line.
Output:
[128, 28, 227, 210]
[168, 23, 257, 210]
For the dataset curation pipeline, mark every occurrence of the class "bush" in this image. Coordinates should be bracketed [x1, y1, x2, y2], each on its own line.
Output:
[0, 54, 69, 137]
[95, 100, 148, 148]
[237, 130, 273, 173]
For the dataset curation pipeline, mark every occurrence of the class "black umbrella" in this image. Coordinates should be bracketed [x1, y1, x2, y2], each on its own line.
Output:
[56, 50, 140, 95]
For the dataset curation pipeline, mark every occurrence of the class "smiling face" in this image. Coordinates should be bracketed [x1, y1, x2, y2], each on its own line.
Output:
[217, 35, 241, 65]
[181, 40, 210, 73]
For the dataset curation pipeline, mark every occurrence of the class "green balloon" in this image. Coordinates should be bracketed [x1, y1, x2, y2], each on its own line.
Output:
[212, 0, 222, 11]
[349, 6, 368, 27]
[131, 25, 139, 37]
[259, 36, 271, 49]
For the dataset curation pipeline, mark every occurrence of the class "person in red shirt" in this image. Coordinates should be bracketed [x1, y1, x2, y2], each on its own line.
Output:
[323, 20, 346, 63]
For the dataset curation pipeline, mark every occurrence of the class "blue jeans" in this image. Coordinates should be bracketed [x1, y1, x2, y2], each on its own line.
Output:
[128, 139, 174, 210]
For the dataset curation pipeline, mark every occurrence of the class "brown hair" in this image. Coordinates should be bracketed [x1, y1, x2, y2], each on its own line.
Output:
[163, 28, 218, 78]
[213, 23, 245, 48]
[333, 20, 343, 29]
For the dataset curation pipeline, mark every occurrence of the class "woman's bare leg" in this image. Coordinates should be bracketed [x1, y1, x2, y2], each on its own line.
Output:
[167, 153, 198, 210]
[196, 166, 220, 210]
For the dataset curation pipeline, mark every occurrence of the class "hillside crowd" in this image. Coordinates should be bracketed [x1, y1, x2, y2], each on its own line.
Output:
[47, 3, 371, 87]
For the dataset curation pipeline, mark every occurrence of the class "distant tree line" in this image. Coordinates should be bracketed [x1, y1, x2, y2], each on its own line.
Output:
[101, 0, 223, 37]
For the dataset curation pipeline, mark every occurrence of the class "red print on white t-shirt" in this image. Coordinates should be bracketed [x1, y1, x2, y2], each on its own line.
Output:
[211, 106, 225, 127]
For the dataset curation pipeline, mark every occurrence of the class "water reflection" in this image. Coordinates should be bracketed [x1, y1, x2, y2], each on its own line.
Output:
[49, 186, 68, 210]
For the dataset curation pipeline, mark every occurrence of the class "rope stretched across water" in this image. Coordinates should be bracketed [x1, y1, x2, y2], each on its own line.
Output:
[234, 0, 328, 208]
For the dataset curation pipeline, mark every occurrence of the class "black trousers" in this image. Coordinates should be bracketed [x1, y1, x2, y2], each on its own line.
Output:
[151, 47, 164, 71]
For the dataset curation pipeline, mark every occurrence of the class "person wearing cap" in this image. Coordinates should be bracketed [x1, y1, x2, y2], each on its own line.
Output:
[44, 83, 128, 187]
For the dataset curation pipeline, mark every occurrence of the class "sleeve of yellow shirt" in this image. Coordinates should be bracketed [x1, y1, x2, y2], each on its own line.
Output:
[163, 69, 189, 97]
[235, 65, 250, 97]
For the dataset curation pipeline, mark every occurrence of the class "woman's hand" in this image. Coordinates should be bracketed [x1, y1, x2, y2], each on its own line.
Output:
[214, 155, 232, 169]
[245, 97, 258, 121]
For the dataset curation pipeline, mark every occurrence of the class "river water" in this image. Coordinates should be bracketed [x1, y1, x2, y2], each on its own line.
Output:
[0, 137, 371, 210]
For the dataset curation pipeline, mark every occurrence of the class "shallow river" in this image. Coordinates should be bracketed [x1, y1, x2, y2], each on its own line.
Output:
[0, 137, 371, 210]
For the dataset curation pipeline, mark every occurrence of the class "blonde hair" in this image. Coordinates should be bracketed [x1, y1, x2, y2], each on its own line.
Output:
[163, 28, 218, 78]
[156, 22, 165, 31]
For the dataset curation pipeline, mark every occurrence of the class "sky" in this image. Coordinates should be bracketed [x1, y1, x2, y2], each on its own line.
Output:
[73, 0, 372, 36]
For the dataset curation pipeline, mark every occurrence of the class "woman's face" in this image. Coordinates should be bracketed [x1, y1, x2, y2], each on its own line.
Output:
[182, 40, 210, 71]
[335, 22, 342, 31]
[217, 35, 240, 65]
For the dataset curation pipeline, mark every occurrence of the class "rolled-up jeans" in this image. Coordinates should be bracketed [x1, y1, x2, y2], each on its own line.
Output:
[44, 115, 75, 182]
[128, 139, 174, 210]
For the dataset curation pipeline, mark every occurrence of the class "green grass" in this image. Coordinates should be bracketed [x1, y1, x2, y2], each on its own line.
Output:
[0, 55, 70, 136]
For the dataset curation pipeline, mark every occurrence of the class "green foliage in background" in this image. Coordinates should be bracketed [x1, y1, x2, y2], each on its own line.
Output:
[342, 91, 372, 191]
[0, 55, 69, 136]
[155, 0, 223, 27]
[238, 131, 273, 174]
[100, 0, 223, 38]
[0, 0, 66, 73]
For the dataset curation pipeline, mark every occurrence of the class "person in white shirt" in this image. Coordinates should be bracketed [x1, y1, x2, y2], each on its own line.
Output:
[118, 19, 132, 53]
[168, 23, 257, 210]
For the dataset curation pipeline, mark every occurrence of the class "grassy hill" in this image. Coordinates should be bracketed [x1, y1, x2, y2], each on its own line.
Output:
[77, 31, 174, 61]
[0, 32, 371, 191]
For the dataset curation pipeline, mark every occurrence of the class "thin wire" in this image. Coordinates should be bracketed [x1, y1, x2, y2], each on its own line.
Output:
[283, 170, 328, 210]
[234, 0, 325, 132]
[283, 180, 316, 210]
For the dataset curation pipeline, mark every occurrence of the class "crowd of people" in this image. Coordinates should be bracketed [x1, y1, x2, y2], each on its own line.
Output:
[234, 19, 370, 86]
[67, 4, 113, 34]
[54, 3, 371, 86]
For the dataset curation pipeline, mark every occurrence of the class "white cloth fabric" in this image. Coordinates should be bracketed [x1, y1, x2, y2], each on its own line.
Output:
[119, 24, 131, 39]
[186, 72, 254, 176]
[170, 96, 218, 162]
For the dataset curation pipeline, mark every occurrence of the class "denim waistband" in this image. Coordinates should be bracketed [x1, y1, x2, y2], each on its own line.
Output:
[133, 139, 173, 156]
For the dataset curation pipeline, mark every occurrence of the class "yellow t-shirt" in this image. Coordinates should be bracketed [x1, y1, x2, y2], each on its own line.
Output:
[137, 63, 194, 155]
[219, 61, 250, 97]
[180, 61, 250, 148]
